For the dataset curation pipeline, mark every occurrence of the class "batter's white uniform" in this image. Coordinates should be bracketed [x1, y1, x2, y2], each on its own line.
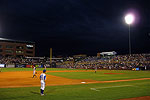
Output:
[40, 73, 46, 90]
[33, 67, 36, 75]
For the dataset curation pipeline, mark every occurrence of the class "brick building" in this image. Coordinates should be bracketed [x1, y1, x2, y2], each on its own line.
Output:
[0, 38, 35, 57]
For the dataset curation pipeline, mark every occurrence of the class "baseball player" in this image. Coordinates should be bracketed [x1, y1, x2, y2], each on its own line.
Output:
[85, 65, 88, 71]
[32, 66, 37, 78]
[44, 65, 47, 70]
[95, 66, 97, 73]
[40, 69, 46, 96]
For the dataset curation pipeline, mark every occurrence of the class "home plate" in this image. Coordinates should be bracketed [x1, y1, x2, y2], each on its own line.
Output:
[81, 82, 86, 83]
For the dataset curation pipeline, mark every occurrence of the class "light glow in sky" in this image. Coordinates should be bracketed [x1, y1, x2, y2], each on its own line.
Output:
[125, 14, 135, 25]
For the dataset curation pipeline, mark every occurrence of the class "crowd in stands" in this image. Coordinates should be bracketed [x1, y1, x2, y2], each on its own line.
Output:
[0, 53, 150, 70]
[0, 56, 46, 65]
[59, 54, 150, 70]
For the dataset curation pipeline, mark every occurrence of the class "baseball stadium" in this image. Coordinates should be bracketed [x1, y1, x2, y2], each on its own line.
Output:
[1, 0, 150, 100]
[0, 44, 150, 100]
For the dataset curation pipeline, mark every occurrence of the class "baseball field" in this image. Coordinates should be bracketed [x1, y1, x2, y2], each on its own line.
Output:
[0, 68, 150, 100]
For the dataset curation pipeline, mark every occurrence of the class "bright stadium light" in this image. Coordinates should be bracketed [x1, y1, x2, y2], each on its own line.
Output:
[124, 13, 135, 55]
[125, 14, 135, 24]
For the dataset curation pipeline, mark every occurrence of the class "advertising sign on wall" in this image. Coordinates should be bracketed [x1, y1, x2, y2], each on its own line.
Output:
[26, 65, 32, 68]
[16, 64, 26, 68]
[0, 64, 5, 68]
[6, 64, 15, 68]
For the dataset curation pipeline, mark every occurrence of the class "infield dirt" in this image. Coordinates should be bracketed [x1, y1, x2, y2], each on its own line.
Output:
[0, 70, 99, 88]
[119, 96, 150, 100]
[0, 70, 150, 88]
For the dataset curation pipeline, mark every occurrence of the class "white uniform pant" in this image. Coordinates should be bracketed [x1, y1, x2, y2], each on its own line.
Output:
[33, 70, 35, 75]
[41, 81, 45, 90]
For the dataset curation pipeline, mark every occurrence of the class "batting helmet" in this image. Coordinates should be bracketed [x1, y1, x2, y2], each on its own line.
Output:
[43, 69, 46, 73]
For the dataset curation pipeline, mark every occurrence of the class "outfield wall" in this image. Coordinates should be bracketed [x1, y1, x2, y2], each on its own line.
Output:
[0, 64, 45, 68]
[0, 63, 150, 70]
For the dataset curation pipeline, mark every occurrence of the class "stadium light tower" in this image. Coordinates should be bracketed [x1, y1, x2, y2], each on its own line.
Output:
[125, 13, 135, 55]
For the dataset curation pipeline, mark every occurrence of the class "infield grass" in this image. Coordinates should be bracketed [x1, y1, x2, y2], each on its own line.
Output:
[47, 70, 150, 81]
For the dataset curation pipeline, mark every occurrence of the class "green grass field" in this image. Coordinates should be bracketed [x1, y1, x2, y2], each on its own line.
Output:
[0, 68, 150, 100]
[0, 68, 82, 72]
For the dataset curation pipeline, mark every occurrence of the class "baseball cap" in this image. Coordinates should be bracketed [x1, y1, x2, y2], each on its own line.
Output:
[43, 69, 46, 73]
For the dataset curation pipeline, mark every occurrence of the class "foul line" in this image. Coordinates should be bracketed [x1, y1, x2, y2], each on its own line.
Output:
[90, 85, 133, 91]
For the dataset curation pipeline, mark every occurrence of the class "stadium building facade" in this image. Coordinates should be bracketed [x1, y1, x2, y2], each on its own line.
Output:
[0, 38, 35, 57]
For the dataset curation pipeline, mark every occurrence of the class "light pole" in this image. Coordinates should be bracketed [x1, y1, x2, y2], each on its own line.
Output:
[125, 14, 134, 55]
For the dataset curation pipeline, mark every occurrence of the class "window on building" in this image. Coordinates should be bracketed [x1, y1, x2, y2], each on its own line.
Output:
[16, 46, 24, 49]
[6, 45, 13, 48]
[26, 55, 33, 57]
[0, 49, 3, 52]
[26, 44, 34, 49]
[27, 47, 33, 49]
[26, 51, 33, 54]
[5, 54, 13, 57]
[16, 50, 24, 54]
[16, 55, 24, 57]
[5, 50, 13, 54]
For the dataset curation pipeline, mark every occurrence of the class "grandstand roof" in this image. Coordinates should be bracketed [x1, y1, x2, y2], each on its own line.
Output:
[0, 38, 35, 44]
[100, 51, 117, 56]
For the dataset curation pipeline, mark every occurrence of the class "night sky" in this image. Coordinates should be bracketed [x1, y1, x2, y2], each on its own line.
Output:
[0, 0, 150, 57]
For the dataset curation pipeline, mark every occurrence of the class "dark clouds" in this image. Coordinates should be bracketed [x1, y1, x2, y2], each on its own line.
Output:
[0, 0, 150, 56]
